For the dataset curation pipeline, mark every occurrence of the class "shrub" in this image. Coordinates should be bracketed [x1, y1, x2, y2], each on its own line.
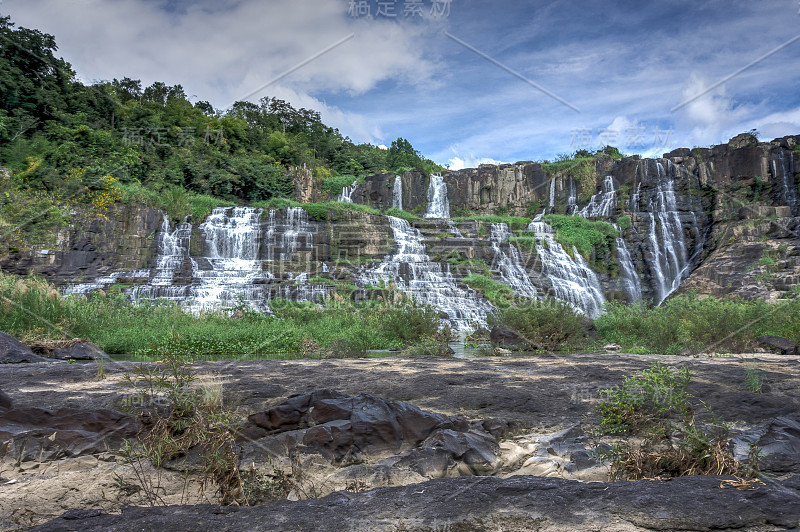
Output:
[594, 363, 741, 480]
[463, 274, 514, 308]
[542, 214, 617, 260]
[489, 298, 587, 350]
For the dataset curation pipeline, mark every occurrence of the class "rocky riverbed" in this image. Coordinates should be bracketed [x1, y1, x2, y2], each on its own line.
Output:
[1, 352, 799, 531]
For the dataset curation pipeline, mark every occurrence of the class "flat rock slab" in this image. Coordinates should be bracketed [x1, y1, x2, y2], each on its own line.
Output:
[34, 475, 800, 531]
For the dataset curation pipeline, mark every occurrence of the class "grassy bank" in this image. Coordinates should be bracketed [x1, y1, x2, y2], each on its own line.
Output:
[0, 274, 440, 358]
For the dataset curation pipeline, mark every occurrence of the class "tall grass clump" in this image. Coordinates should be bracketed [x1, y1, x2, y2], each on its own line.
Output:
[463, 274, 514, 309]
[596, 293, 800, 355]
[542, 214, 617, 260]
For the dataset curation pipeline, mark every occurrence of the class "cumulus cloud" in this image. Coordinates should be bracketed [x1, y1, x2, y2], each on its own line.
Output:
[4, 0, 439, 143]
[447, 155, 506, 171]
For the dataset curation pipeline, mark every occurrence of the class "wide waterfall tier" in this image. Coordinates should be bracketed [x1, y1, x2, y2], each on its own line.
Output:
[636, 160, 702, 305]
[392, 174, 403, 209]
[526, 220, 606, 317]
[489, 223, 538, 298]
[126, 206, 330, 314]
[423, 174, 450, 219]
[579, 176, 617, 218]
[360, 216, 494, 331]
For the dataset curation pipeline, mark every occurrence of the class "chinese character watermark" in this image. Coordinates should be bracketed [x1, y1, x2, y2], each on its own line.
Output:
[120, 127, 208, 147]
[347, 0, 453, 19]
[569, 126, 674, 153]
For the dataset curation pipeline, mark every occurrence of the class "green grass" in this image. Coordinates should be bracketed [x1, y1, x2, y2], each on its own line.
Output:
[384, 207, 420, 222]
[0, 273, 441, 358]
[596, 293, 800, 355]
[117, 181, 236, 222]
[322, 174, 362, 197]
[542, 214, 617, 260]
[508, 235, 538, 253]
[463, 274, 513, 308]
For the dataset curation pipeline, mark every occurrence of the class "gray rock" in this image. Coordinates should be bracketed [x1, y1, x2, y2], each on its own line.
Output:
[0, 331, 49, 363]
[0, 387, 12, 409]
[757, 414, 800, 473]
[52, 341, 110, 361]
[489, 326, 526, 350]
[33, 475, 800, 531]
[757, 335, 798, 356]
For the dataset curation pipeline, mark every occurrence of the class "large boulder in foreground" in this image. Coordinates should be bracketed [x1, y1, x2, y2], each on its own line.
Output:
[33, 474, 800, 531]
[757, 335, 799, 356]
[0, 331, 49, 363]
[0, 407, 138, 462]
[0, 387, 12, 410]
[233, 390, 502, 495]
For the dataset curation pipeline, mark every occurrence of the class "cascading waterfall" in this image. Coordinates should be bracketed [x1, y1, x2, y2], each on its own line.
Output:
[361, 216, 494, 331]
[613, 223, 642, 302]
[392, 174, 403, 210]
[489, 223, 538, 298]
[129, 213, 193, 302]
[424, 173, 450, 219]
[566, 178, 578, 215]
[526, 219, 606, 317]
[548, 178, 556, 211]
[629, 182, 641, 212]
[337, 180, 358, 203]
[579, 175, 617, 218]
[187, 207, 272, 313]
[447, 220, 464, 238]
[772, 149, 799, 214]
[639, 160, 695, 305]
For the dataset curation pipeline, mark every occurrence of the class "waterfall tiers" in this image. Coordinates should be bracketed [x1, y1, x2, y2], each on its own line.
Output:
[55, 139, 800, 327]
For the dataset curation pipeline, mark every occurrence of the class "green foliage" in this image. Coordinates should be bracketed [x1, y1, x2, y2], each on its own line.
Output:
[617, 215, 632, 232]
[744, 363, 763, 393]
[508, 235, 537, 253]
[322, 174, 360, 197]
[542, 214, 617, 261]
[594, 364, 741, 480]
[596, 294, 800, 355]
[597, 363, 691, 434]
[384, 207, 419, 223]
[540, 156, 596, 189]
[489, 298, 587, 350]
[463, 274, 514, 309]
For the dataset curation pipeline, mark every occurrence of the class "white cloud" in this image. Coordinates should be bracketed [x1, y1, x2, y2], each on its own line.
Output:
[4, 0, 439, 143]
[447, 155, 506, 171]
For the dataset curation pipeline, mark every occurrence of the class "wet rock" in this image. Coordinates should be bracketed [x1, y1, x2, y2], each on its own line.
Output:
[757, 335, 799, 356]
[0, 407, 138, 462]
[0, 332, 50, 363]
[34, 475, 800, 532]
[52, 342, 110, 361]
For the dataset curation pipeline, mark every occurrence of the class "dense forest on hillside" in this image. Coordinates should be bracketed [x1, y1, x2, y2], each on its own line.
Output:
[0, 16, 443, 248]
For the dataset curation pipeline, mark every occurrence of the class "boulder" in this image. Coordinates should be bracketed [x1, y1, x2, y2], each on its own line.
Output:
[489, 326, 526, 350]
[52, 341, 110, 361]
[0, 331, 49, 363]
[757, 335, 798, 356]
[0, 407, 138, 462]
[757, 415, 800, 473]
[243, 389, 477, 464]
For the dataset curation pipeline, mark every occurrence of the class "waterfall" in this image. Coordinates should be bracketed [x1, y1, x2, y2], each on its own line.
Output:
[613, 224, 642, 302]
[640, 160, 694, 305]
[129, 213, 193, 302]
[187, 207, 272, 313]
[629, 182, 641, 212]
[579, 176, 617, 218]
[424, 173, 450, 218]
[548, 178, 556, 211]
[772, 149, 799, 214]
[489, 223, 538, 298]
[337, 180, 358, 203]
[361, 216, 494, 331]
[566, 178, 577, 215]
[526, 219, 606, 317]
[392, 174, 403, 210]
[447, 220, 464, 238]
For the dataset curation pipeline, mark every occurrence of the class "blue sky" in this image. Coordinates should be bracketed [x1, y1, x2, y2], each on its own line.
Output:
[4, 0, 800, 168]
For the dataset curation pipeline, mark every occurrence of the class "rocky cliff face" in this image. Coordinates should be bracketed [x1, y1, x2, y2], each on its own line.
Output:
[2, 135, 798, 323]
